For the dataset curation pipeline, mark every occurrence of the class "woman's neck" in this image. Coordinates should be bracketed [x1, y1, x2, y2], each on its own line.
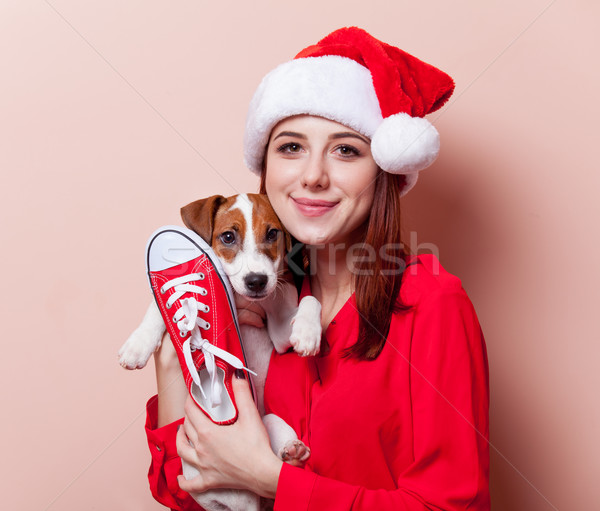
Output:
[308, 243, 355, 328]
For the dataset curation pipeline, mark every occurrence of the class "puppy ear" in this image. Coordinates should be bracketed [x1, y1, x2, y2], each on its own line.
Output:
[181, 195, 226, 243]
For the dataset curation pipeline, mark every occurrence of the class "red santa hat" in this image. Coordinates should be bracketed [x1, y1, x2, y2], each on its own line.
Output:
[244, 27, 455, 195]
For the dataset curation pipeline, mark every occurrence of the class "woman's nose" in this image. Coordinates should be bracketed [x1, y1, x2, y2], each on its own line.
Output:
[300, 154, 330, 189]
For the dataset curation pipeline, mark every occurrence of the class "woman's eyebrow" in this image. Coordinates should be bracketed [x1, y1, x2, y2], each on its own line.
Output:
[272, 131, 307, 141]
[272, 130, 369, 145]
[329, 132, 370, 144]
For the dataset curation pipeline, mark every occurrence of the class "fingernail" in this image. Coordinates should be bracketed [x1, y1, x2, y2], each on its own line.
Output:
[235, 369, 246, 379]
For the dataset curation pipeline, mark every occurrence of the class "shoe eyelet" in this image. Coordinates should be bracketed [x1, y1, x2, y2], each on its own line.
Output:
[204, 323, 211, 330]
[204, 305, 210, 313]
[200, 288, 207, 296]
[166, 303, 171, 309]
[172, 317, 177, 323]
[198, 273, 205, 280]
[179, 331, 186, 337]
[160, 286, 166, 294]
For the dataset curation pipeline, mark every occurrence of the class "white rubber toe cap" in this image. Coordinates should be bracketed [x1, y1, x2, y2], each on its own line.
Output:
[146, 225, 211, 272]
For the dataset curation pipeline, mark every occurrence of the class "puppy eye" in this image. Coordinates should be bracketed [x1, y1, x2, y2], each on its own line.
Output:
[220, 231, 236, 245]
[266, 228, 279, 242]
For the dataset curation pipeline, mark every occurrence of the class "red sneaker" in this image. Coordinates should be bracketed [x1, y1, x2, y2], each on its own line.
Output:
[146, 225, 255, 425]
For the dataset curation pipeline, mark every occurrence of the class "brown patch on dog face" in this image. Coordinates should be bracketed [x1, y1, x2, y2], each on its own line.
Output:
[181, 195, 245, 264]
[211, 196, 246, 264]
[248, 194, 287, 263]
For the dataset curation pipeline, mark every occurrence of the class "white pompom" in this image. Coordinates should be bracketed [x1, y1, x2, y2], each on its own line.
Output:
[371, 113, 440, 175]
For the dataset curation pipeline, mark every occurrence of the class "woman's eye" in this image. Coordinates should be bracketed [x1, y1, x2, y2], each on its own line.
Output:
[336, 145, 360, 157]
[220, 231, 236, 245]
[277, 142, 302, 153]
[266, 228, 279, 242]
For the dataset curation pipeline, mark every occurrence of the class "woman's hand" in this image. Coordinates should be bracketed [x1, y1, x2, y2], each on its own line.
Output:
[235, 294, 266, 328]
[176, 375, 283, 499]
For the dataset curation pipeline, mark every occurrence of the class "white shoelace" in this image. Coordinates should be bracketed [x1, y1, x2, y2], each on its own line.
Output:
[160, 272, 255, 408]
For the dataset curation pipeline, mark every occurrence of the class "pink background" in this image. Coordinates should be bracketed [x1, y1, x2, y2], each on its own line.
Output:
[2, 1, 598, 509]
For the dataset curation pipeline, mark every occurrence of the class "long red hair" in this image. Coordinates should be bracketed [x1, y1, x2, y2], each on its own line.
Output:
[260, 168, 408, 360]
[348, 171, 408, 359]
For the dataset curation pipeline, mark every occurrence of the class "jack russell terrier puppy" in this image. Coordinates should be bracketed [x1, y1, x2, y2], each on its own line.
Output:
[119, 193, 322, 511]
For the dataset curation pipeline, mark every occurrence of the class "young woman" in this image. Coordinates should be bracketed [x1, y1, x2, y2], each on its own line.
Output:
[145, 27, 490, 510]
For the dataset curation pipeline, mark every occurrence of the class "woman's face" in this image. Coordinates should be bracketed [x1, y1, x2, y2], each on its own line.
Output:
[264, 115, 379, 247]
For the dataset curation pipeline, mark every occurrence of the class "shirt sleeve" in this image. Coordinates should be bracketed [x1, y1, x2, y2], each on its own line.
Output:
[273, 287, 490, 510]
[145, 396, 204, 511]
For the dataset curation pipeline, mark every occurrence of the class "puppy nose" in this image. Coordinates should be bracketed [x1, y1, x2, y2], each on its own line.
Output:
[244, 272, 268, 292]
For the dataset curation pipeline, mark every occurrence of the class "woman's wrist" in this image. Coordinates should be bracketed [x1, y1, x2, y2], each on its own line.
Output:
[252, 455, 283, 499]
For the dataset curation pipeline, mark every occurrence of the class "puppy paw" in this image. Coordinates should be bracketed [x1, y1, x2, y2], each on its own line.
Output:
[279, 439, 311, 466]
[118, 330, 159, 370]
[289, 316, 321, 357]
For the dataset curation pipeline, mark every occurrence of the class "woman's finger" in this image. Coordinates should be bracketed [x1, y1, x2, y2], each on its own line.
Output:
[178, 473, 208, 494]
[183, 395, 212, 432]
[231, 375, 257, 420]
[182, 415, 200, 447]
[237, 308, 265, 328]
[176, 424, 199, 463]
[235, 294, 266, 327]
[243, 300, 267, 319]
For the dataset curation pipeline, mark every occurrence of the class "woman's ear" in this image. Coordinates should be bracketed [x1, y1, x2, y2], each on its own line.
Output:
[180, 195, 226, 243]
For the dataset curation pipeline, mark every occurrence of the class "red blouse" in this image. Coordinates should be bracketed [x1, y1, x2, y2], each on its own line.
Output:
[145, 254, 490, 510]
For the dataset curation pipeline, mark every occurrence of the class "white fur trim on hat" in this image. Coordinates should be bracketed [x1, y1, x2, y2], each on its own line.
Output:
[244, 56, 383, 173]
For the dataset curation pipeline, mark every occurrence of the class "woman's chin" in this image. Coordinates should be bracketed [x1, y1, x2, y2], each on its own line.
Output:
[291, 226, 366, 248]
[291, 235, 324, 247]
[293, 231, 338, 247]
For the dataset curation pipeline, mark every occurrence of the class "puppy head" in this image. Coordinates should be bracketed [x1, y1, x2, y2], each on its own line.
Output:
[181, 193, 289, 300]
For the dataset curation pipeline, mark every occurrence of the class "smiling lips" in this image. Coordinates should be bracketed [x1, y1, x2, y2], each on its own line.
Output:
[292, 196, 339, 217]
